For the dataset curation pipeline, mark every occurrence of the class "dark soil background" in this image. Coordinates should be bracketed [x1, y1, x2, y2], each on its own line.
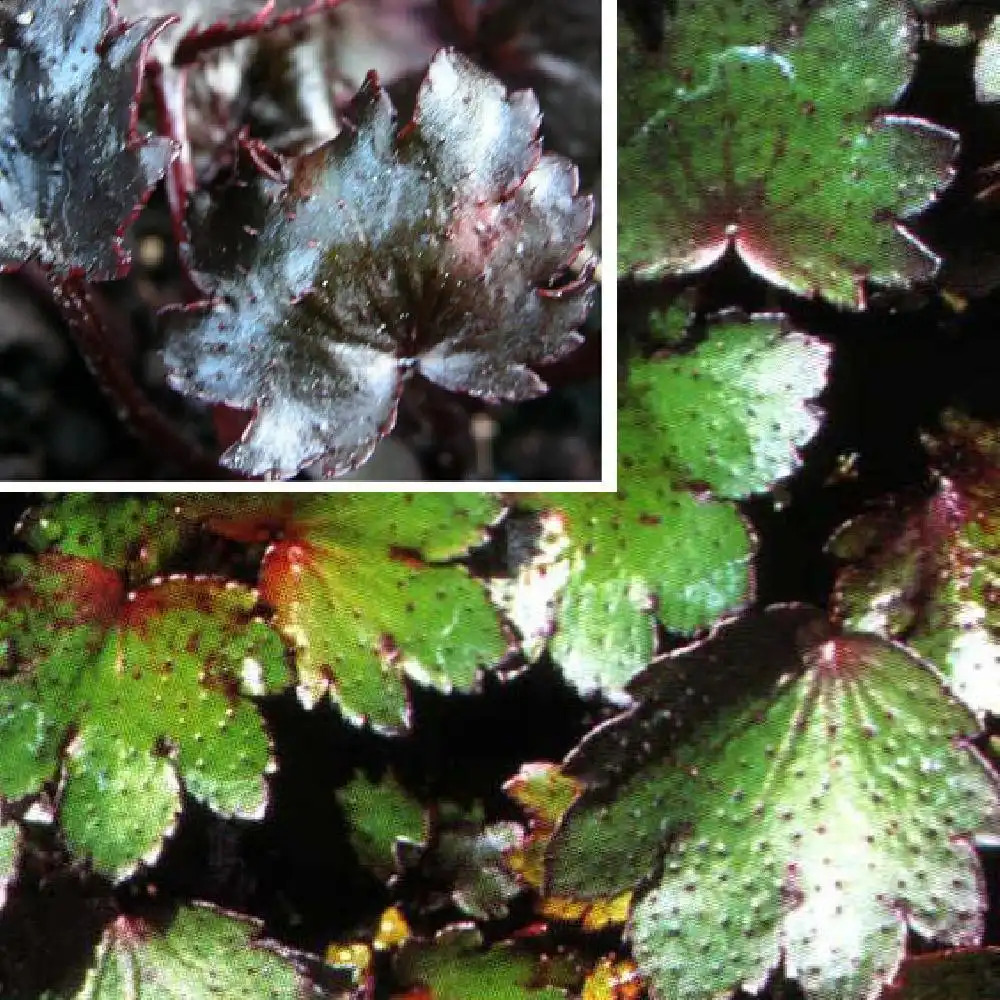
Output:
[0, 0, 602, 482]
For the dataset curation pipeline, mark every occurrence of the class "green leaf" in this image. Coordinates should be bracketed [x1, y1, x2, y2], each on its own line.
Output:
[830, 410, 1000, 718]
[0, 556, 290, 880]
[183, 494, 509, 733]
[425, 804, 525, 920]
[0, 818, 21, 912]
[71, 904, 349, 999]
[335, 770, 427, 881]
[631, 311, 831, 498]
[17, 495, 185, 582]
[392, 923, 567, 1000]
[883, 947, 1000, 999]
[619, 0, 957, 307]
[975, 16, 1000, 101]
[547, 607, 1000, 1000]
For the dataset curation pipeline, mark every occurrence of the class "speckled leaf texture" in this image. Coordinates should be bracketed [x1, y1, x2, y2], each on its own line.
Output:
[491, 311, 829, 700]
[830, 411, 1000, 719]
[179, 493, 509, 733]
[546, 607, 1000, 1000]
[0, 553, 290, 881]
[619, 0, 957, 307]
[163, 48, 593, 479]
[0, 0, 175, 277]
[70, 904, 350, 999]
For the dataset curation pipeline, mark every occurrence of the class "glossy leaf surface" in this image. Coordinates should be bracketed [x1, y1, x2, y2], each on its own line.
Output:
[0, 555, 289, 880]
[830, 411, 1000, 718]
[619, 0, 957, 307]
[71, 904, 347, 999]
[182, 494, 508, 732]
[547, 607, 1000, 1000]
[163, 49, 593, 479]
[0, 0, 175, 277]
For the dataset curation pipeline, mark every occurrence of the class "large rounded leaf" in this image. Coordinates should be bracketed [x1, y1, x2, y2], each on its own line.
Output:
[547, 607, 1000, 1000]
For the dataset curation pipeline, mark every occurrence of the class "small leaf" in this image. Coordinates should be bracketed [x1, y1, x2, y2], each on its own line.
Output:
[163, 49, 593, 479]
[427, 806, 525, 920]
[392, 923, 567, 1000]
[975, 16, 1000, 101]
[619, 0, 956, 306]
[547, 607, 1000, 1000]
[182, 494, 509, 733]
[630, 312, 831, 498]
[0, 553, 290, 880]
[71, 903, 351, 998]
[830, 410, 1000, 718]
[0, 0, 175, 277]
[336, 770, 427, 881]
[883, 947, 1000, 999]
[504, 762, 630, 929]
[0, 818, 22, 913]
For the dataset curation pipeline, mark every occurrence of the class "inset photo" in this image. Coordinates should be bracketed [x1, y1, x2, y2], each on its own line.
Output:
[0, 0, 605, 485]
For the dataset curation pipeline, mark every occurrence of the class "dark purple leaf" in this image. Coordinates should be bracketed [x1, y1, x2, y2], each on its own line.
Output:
[0, 0, 176, 278]
[162, 48, 593, 479]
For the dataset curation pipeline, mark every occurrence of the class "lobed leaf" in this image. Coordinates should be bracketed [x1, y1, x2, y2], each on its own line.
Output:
[630, 311, 831, 499]
[0, 552, 290, 881]
[546, 607, 1000, 1000]
[830, 410, 1000, 718]
[70, 903, 351, 999]
[182, 493, 509, 733]
[618, 0, 957, 307]
[0, 0, 175, 277]
[163, 49, 593, 479]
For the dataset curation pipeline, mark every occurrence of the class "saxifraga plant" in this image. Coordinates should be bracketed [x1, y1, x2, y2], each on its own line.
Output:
[0, 0, 598, 481]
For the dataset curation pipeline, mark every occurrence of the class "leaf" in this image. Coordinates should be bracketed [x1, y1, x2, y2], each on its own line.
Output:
[0, 818, 22, 912]
[618, 0, 957, 307]
[163, 48, 594, 479]
[181, 494, 509, 733]
[975, 16, 1000, 101]
[546, 607, 1000, 1000]
[882, 947, 1000, 999]
[829, 410, 1000, 718]
[336, 770, 427, 881]
[0, 555, 290, 880]
[630, 312, 831, 499]
[425, 804, 525, 920]
[503, 762, 630, 929]
[391, 923, 567, 1000]
[0, 0, 175, 277]
[492, 309, 827, 698]
[17, 494, 185, 582]
[71, 903, 352, 999]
